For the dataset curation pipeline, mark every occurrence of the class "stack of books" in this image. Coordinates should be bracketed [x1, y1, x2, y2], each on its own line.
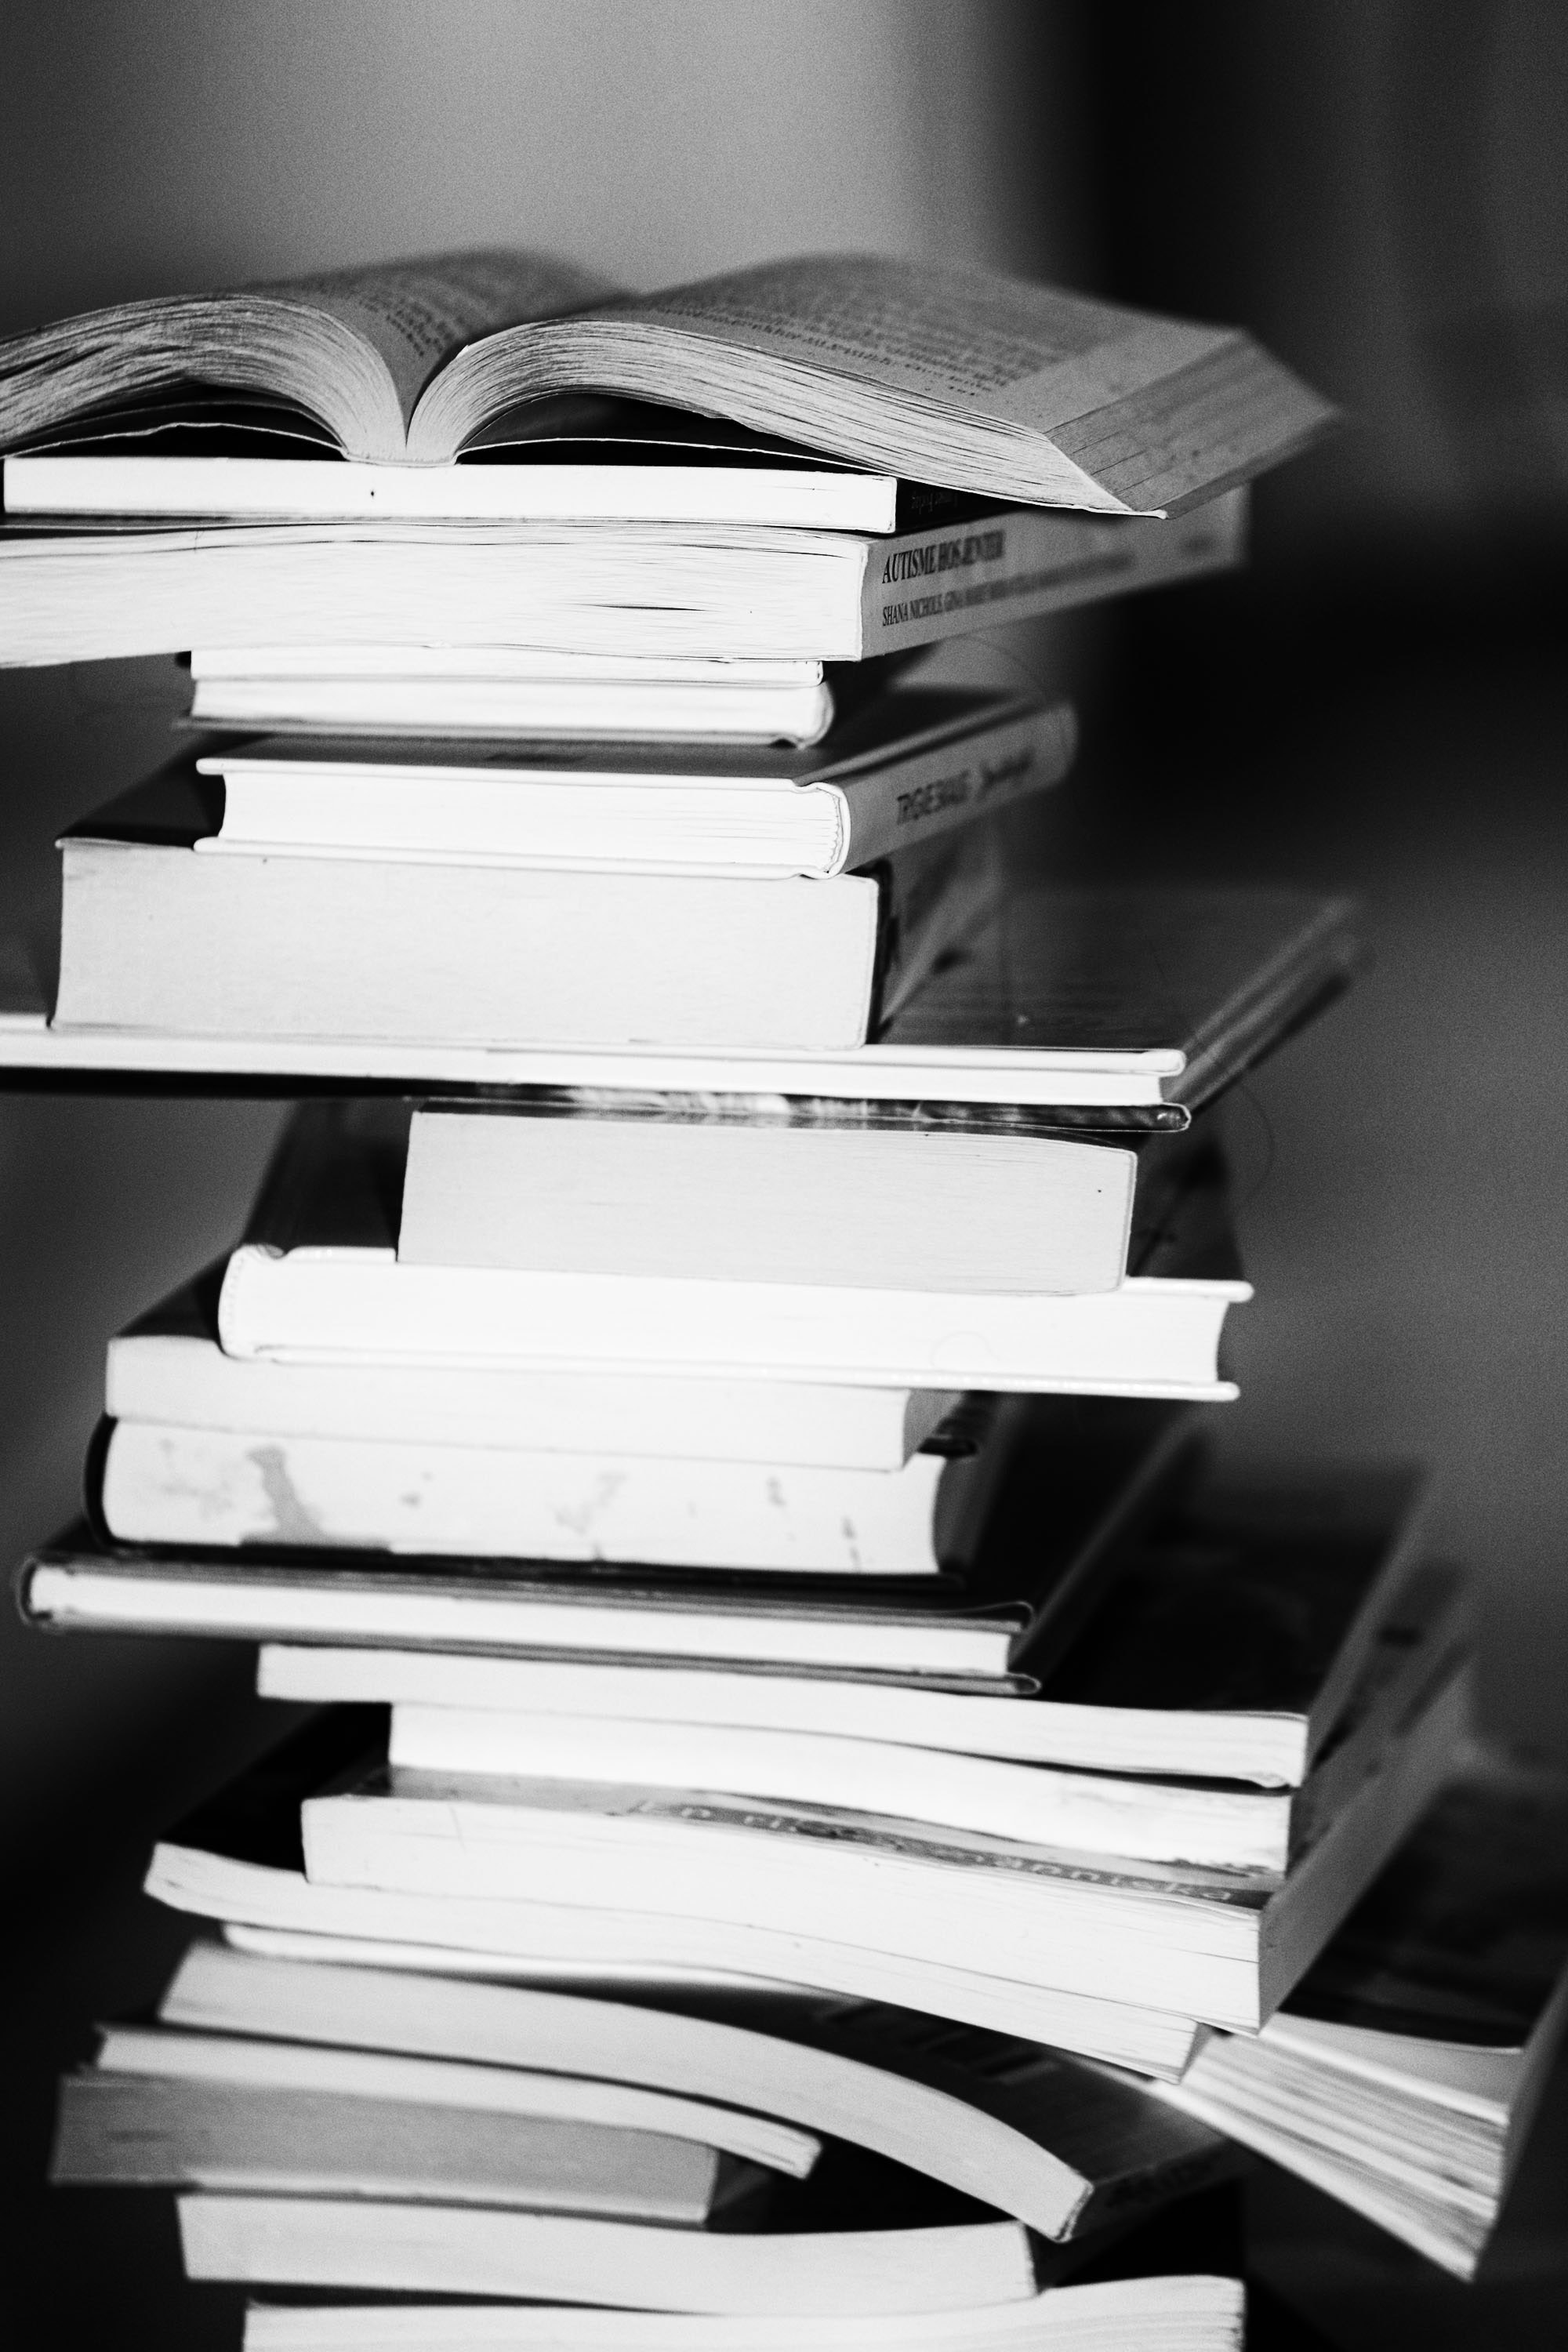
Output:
[5, 246, 1553, 2338]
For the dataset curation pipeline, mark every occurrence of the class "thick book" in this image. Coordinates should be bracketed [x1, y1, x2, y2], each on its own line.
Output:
[0, 492, 1247, 670]
[0, 884, 1359, 1111]
[237, 2274, 1248, 2352]
[140, 1711, 1208, 2077]
[377, 1563, 1468, 1873]
[52, 764, 1003, 1054]
[187, 648, 842, 747]
[192, 688, 1075, 877]
[93, 1396, 1025, 1576]
[26, 1397, 1196, 1681]
[296, 1661, 1468, 2032]
[107, 1273, 962, 1468]
[153, 1941, 1232, 2241]
[89, 2015, 819, 2177]
[1140, 1751, 1568, 2279]
[0, 249, 1330, 510]
[51, 2071, 766, 2221]
[394, 1094, 1164, 1295]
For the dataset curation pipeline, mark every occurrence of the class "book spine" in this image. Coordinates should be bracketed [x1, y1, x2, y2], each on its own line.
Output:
[856, 490, 1247, 657]
[870, 818, 1007, 1031]
[829, 702, 1076, 875]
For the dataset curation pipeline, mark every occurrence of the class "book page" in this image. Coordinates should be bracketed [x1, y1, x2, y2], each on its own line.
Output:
[277, 251, 615, 430]
[0, 250, 615, 462]
[615, 256, 1228, 432]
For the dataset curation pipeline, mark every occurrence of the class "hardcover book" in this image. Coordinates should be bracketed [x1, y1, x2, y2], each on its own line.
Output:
[191, 687, 1075, 878]
[51, 763, 1004, 1054]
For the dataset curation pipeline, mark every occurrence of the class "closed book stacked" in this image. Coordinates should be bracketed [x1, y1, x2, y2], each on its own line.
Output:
[8, 239, 1515, 2344]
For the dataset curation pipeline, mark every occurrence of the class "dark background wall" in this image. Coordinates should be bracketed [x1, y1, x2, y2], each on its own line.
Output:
[1048, 1, 1568, 1751]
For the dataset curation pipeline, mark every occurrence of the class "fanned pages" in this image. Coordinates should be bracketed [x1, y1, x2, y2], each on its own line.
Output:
[1139, 1751, 1568, 2278]
[0, 253, 612, 464]
[0, 249, 1334, 512]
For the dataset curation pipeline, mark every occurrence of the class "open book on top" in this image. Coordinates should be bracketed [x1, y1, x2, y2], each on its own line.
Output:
[0, 249, 1333, 514]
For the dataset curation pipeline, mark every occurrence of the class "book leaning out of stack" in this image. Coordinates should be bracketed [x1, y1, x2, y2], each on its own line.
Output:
[1140, 1748, 1568, 2278]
